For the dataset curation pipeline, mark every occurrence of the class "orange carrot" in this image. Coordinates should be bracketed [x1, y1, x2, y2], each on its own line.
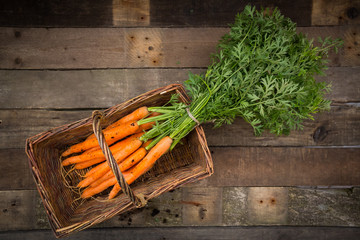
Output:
[74, 157, 105, 169]
[62, 132, 144, 166]
[81, 172, 130, 199]
[89, 147, 147, 188]
[111, 107, 149, 129]
[108, 136, 173, 199]
[85, 107, 150, 142]
[81, 136, 172, 199]
[82, 132, 142, 178]
[61, 121, 140, 157]
[77, 133, 143, 188]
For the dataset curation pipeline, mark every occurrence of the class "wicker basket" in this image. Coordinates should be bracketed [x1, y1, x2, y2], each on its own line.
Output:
[25, 84, 213, 238]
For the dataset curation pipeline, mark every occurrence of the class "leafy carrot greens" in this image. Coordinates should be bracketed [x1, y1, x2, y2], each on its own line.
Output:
[138, 5, 343, 150]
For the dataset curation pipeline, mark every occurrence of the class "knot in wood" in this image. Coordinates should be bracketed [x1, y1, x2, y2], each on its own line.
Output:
[313, 126, 328, 143]
[347, 7, 359, 19]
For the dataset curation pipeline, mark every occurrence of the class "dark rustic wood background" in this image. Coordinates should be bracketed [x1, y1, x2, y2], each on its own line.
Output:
[0, 0, 359, 239]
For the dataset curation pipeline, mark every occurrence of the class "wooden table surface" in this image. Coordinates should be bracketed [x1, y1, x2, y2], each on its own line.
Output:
[0, 0, 359, 239]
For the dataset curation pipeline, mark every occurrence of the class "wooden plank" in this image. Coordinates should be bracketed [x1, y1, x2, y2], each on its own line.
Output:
[96, 188, 182, 228]
[1, 105, 359, 149]
[342, 26, 360, 67]
[1, 227, 360, 240]
[150, 0, 312, 27]
[222, 187, 248, 225]
[0, 190, 40, 230]
[0, 110, 92, 149]
[0, 0, 312, 28]
[1, 67, 358, 109]
[203, 104, 360, 147]
[207, 147, 360, 187]
[0, 69, 197, 109]
[288, 187, 360, 226]
[0, 149, 35, 190]
[0, 0, 149, 27]
[181, 187, 222, 225]
[312, 0, 360, 26]
[0, 188, 359, 231]
[0, 27, 354, 69]
[223, 187, 360, 227]
[319, 67, 360, 103]
[112, 0, 150, 26]
[2, 147, 360, 190]
[247, 187, 288, 224]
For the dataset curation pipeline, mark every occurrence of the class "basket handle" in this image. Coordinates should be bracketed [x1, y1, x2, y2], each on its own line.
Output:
[91, 110, 147, 208]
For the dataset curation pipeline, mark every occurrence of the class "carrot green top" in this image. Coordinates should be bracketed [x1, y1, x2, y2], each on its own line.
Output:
[137, 5, 343, 150]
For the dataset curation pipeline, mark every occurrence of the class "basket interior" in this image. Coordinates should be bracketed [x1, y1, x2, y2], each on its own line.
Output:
[28, 86, 212, 235]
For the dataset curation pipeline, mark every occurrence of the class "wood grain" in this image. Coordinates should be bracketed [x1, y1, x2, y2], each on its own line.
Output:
[0, 67, 358, 109]
[203, 104, 360, 147]
[247, 187, 288, 224]
[150, 0, 312, 27]
[342, 26, 360, 67]
[207, 147, 360, 187]
[0, 110, 92, 149]
[0, 190, 40, 230]
[181, 187, 222, 225]
[288, 187, 360, 226]
[2, 147, 360, 190]
[0, 0, 312, 28]
[0, 149, 35, 190]
[0, 27, 355, 69]
[0, 0, 114, 27]
[0, 187, 359, 231]
[223, 187, 360, 227]
[318, 67, 360, 103]
[0, 69, 197, 109]
[1, 105, 359, 149]
[312, 0, 360, 26]
[112, 0, 150, 26]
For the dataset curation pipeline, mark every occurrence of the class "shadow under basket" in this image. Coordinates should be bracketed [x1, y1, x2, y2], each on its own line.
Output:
[25, 84, 213, 238]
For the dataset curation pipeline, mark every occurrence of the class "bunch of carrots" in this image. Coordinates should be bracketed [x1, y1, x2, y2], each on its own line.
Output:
[60, 107, 172, 200]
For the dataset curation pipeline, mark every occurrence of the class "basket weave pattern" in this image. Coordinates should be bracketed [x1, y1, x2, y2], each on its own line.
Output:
[25, 84, 213, 237]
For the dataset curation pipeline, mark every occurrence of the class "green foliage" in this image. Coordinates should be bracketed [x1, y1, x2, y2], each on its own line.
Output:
[184, 5, 342, 135]
[139, 5, 343, 148]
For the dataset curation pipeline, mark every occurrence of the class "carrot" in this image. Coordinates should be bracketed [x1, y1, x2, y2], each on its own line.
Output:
[82, 133, 142, 178]
[81, 172, 130, 199]
[85, 107, 150, 142]
[111, 107, 149, 129]
[62, 132, 144, 166]
[108, 136, 173, 199]
[89, 147, 147, 188]
[81, 136, 172, 199]
[61, 121, 140, 157]
[77, 133, 143, 188]
[62, 147, 99, 166]
[74, 157, 105, 169]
